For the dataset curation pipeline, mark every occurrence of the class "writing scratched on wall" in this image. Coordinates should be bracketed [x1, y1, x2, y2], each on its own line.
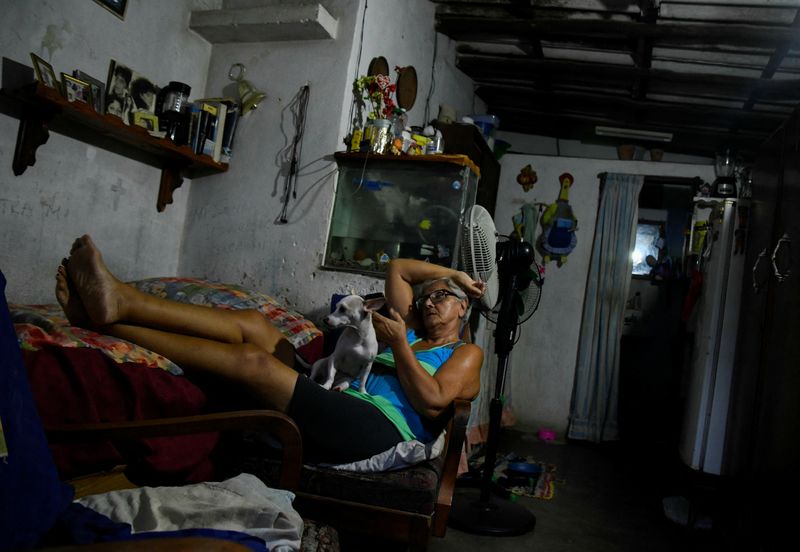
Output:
[0, 198, 34, 218]
[0, 197, 69, 219]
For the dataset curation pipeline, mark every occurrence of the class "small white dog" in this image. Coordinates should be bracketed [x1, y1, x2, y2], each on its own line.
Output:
[309, 294, 383, 393]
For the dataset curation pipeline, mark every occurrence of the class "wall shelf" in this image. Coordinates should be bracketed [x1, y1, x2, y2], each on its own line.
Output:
[0, 82, 228, 211]
[190, 3, 338, 44]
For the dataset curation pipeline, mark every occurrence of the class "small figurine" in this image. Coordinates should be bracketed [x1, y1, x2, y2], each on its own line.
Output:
[537, 172, 578, 266]
[516, 164, 538, 192]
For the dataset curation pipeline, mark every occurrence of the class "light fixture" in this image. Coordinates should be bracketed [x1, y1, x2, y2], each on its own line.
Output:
[228, 63, 266, 116]
[595, 125, 673, 143]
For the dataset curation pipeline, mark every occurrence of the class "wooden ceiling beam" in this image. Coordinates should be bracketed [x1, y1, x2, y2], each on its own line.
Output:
[484, 107, 766, 157]
[743, 8, 800, 110]
[473, 85, 784, 132]
[437, 16, 800, 48]
[631, 0, 658, 103]
[456, 54, 800, 100]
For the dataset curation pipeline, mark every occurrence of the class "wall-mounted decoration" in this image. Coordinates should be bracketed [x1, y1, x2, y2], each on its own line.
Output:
[73, 70, 105, 114]
[29, 53, 58, 90]
[60, 73, 91, 104]
[537, 172, 578, 267]
[93, 0, 127, 21]
[105, 60, 157, 125]
[395, 65, 417, 111]
[516, 164, 537, 192]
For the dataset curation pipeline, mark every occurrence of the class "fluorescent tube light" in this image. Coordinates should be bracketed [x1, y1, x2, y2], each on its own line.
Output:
[595, 126, 673, 143]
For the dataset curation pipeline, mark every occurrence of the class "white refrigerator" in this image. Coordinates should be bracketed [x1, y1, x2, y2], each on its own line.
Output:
[679, 197, 748, 475]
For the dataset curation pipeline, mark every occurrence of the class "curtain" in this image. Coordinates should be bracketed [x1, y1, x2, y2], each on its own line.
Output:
[568, 172, 643, 442]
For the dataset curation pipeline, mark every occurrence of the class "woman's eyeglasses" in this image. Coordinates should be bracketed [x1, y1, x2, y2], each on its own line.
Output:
[415, 289, 460, 310]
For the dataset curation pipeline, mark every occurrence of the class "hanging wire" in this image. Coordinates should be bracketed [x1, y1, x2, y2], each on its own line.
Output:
[423, 28, 439, 124]
[276, 83, 310, 224]
[346, 0, 369, 134]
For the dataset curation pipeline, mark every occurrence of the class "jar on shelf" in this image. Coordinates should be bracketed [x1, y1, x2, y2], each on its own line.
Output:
[390, 108, 408, 138]
[370, 118, 393, 154]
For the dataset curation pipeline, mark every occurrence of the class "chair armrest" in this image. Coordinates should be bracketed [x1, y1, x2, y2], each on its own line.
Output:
[433, 398, 471, 536]
[44, 410, 303, 491]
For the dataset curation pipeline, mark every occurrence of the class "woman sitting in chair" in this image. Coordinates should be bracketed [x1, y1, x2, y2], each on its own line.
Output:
[56, 235, 484, 464]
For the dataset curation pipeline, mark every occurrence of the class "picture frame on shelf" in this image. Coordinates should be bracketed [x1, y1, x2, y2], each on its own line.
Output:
[105, 60, 157, 125]
[73, 70, 105, 113]
[93, 0, 127, 20]
[133, 111, 158, 132]
[29, 53, 58, 90]
[61, 73, 92, 104]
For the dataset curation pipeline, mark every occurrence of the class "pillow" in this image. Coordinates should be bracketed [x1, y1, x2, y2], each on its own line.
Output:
[12, 303, 182, 374]
[131, 278, 322, 350]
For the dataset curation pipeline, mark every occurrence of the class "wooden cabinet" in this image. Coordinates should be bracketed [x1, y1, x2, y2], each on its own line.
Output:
[0, 82, 227, 211]
[434, 122, 500, 215]
[725, 110, 800, 547]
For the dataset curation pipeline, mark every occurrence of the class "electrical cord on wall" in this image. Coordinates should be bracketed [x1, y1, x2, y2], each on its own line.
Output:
[423, 29, 439, 125]
[346, 0, 369, 133]
[277, 83, 310, 224]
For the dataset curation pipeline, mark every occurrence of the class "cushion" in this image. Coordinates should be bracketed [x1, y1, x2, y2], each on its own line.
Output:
[222, 434, 444, 514]
[131, 277, 323, 350]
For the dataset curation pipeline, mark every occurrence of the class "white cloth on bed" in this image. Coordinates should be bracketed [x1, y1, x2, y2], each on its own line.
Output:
[77, 473, 303, 551]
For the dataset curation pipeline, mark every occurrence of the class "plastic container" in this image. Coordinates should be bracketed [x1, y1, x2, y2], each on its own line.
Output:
[469, 114, 499, 150]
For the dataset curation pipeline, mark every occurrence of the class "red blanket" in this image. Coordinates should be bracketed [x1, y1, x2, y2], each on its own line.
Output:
[24, 346, 218, 484]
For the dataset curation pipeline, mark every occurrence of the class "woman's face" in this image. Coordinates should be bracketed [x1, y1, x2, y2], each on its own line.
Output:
[416, 282, 465, 328]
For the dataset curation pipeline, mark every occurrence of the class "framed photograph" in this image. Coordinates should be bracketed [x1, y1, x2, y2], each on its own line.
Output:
[133, 112, 158, 132]
[73, 70, 105, 113]
[105, 59, 158, 125]
[93, 0, 127, 20]
[61, 73, 92, 104]
[30, 53, 58, 90]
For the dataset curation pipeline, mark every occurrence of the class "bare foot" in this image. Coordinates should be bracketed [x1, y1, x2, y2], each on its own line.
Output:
[55, 262, 91, 327]
[65, 235, 125, 325]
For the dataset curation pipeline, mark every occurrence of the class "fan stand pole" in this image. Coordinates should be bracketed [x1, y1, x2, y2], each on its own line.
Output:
[448, 272, 537, 536]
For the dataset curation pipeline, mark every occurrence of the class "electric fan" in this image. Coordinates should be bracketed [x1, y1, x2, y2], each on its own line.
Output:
[448, 204, 541, 536]
[462, 205, 543, 325]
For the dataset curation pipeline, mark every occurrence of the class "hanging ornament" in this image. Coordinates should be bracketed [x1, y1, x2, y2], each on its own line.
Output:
[516, 164, 538, 192]
[537, 172, 578, 267]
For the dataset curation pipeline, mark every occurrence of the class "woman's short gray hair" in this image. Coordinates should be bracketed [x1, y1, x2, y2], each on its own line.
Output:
[414, 277, 468, 302]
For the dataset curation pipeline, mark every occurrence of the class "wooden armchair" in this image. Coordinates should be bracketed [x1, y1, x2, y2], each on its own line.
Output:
[224, 399, 472, 551]
[44, 410, 339, 551]
[44, 400, 471, 551]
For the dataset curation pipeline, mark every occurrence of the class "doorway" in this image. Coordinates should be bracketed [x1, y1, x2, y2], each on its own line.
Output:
[618, 176, 698, 447]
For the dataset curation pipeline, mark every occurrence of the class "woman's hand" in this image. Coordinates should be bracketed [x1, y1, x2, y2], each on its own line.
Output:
[452, 271, 486, 299]
[372, 308, 407, 348]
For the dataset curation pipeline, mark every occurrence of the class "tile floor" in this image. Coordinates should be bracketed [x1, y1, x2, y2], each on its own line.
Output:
[431, 427, 729, 552]
[342, 425, 747, 551]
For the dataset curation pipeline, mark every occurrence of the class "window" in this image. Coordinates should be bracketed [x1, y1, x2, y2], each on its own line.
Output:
[631, 220, 664, 276]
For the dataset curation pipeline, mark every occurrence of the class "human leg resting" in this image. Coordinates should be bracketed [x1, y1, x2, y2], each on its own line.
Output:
[61, 235, 293, 364]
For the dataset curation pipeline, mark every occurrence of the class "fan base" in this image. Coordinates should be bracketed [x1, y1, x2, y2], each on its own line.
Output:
[448, 488, 537, 536]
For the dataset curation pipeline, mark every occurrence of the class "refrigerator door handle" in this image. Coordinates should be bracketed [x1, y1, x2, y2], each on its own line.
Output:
[753, 247, 769, 293]
[771, 233, 792, 283]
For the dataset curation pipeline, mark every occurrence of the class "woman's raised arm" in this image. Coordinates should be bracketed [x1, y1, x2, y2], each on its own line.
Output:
[384, 259, 485, 330]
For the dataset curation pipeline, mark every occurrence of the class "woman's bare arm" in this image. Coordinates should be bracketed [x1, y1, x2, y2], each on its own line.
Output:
[384, 259, 485, 330]
[373, 309, 483, 418]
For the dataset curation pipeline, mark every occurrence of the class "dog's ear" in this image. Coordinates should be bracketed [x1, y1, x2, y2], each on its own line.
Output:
[364, 295, 386, 313]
